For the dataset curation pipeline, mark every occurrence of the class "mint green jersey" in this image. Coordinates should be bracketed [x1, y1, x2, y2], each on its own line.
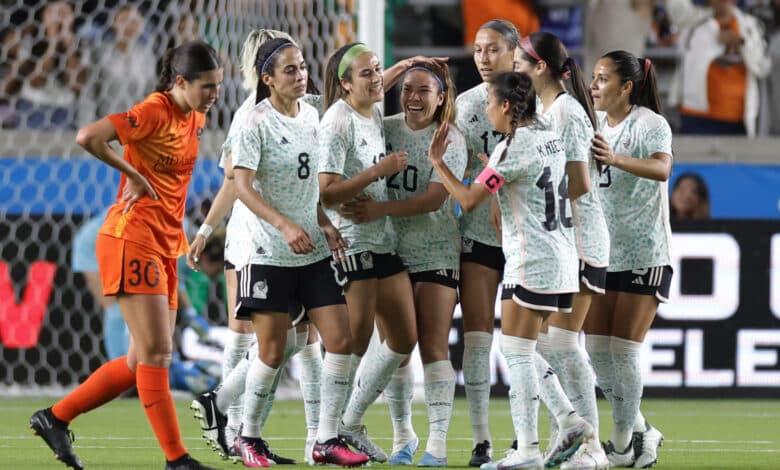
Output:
[301, 93, 325, 118]
[318, 99, 392, 256]
[544, 94, 609, 268]
[383, 113, 467, 272]
[455, 83, 505, 248]
[231, 98, 329, 268]
[488, 125, 578, 293]
[596, 107, 673, 272]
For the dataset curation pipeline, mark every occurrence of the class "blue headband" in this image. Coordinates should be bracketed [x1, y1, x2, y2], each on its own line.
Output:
[406, 66, 445, 92]
[261, 42, 295, 74]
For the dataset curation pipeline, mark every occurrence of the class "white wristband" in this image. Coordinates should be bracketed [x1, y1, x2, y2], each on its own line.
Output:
[197, 224, 213, 239]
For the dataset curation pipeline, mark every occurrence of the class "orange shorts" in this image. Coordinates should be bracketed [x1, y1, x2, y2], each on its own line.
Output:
[96, 233, 179, 310]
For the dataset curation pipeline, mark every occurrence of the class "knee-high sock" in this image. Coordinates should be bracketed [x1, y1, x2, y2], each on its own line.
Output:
[385, 364, 416, 452]
[423, 360, 456, 459]
[222, 332, 254, 432]
[342, 342, 408, 428]
[340, 353, 362, 416]
[241, 358, 278, 438]
[52, 356, 136, 423]
[501, 334, 540, 451]
[317, 352, 352, 442]
[585, 334, 615, 406]
[610, 336, 643, 450]
[136, 364, 187, 461]
[536, 333, 558, 439]
[535, 353, 578, 430]
[298, 341, 323, 440]
[257, 328, 297, 429]
[463, 331, 493, 445]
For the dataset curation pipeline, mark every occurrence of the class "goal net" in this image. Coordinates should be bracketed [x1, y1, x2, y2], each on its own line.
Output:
[0, 0, 356, 395]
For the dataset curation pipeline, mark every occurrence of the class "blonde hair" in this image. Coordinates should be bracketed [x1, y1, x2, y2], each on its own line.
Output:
[239, 29, 297, 91]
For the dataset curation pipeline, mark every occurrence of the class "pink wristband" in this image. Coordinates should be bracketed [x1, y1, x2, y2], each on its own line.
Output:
[475, 167, 505, 194]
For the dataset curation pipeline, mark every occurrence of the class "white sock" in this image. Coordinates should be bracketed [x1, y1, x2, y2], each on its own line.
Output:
[501, 334, 539, 449]
[257, 328, 297, 429]
[385, 364, 416, 453]
[218, 342, 256, 428]
[548, 326, 599, 438]
[222, 332, 254, 430]
[535, 352, 578, 430]
[463, 331, 493, 445]
[585, 334, 615, 406]
[423, 360, 456, 459]
[299, 342, 323, 436]
[343, 342, 408, 428]
[535, 333, 558, 440]
[634, 411, 648, 433]
[242, 358, 278, 437]
[610, 336, 643, 450]
[295, 330, 309, 356]
[317, 352, 352, 442]
[223, 331, 254, 380]
[340, 353, 362, 416]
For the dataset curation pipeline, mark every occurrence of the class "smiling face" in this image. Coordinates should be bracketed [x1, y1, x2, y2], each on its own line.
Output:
[401, 69, 444, 130]
[177, 67, 223, 113]
[263, 46, 308, 101]
[342, 51, 384, 106]
[473, 28, 516, 83]
[590, 57, 631, 113]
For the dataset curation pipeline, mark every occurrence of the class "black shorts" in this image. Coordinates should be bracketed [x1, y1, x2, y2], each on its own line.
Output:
[460, 238, 505, 272]
[580, 260, 607, 294]
[235, 257, 346, 320]
[224, 259, 235, 270]
[337, 251, 406, 282]
[606, 265, 673, 302]
[501, 283, 574, 313]
[409, 269, 460, 289]
[289, 302, 309, 326]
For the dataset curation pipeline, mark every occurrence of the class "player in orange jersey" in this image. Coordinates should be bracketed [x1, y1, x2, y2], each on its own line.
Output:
[30, 40, 223, 470]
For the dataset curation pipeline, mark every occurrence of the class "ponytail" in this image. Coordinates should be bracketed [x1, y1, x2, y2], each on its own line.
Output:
[635, 57, 662, 114]
[563, 57, 597, 129]
[602, 51, 662, 114]
[155, 47, 176, 92]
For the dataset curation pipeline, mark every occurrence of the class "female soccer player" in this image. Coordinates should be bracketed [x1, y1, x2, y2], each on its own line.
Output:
[227, 37, 369, 468]
[454, 19, 519, 466]
[430, 71, 590, 470]
[585, 51, 672, 468]
[514, 32, 610, 469]
[318, 42, 418, 463]
[30, 41, 222, 470]
[340, 61, 467, 466]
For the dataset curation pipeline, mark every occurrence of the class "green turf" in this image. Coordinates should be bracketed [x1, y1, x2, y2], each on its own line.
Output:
[3, 398, 778, 469]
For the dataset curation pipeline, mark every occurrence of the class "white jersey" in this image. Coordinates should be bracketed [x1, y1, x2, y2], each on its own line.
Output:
[231, 98, 329, 268]
[318, 99, 393, 256]
[301, 93, 325, 118]
[544, 94, 609, 268]
[596, 106, 673, 271]
[487, 124, 578, 293]
[456, 83, 506, 247]
[383, 113, 467, 272]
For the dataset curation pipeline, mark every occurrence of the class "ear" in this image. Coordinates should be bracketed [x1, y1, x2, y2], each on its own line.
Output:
[340, 77, 352, 94]
[500, 99, 512, 115]
[173, 74, 186, 89]
[621, 79, 633, 97]
[536, 60, 548, 76]
[436, 91, 445, 107]
[262, 72, 273, 87]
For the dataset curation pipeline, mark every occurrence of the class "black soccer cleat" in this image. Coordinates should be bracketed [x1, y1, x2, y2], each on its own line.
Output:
[262, 438, 296, 464]
[468, 440, 493, 467]
[165, 453, 218, 470]
[190, 391, 229, 459]
[30, 408, 84, 470]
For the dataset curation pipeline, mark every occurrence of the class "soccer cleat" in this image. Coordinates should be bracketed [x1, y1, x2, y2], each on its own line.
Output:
[389, 436, 419, 465]
[604, 440, 636, 468]
[304, 435, 316, 465]
[190, 392, 230, 459]
[312, 437, 371, 467]
[262, 438, 296, 464]
[544, 419, 594, 468]
[560, 438, 609, 470]
[30, 408, 84, 470]
[165, 453, 218, 470]
[226, 425, 241, 459]
[632, 421, 664, 468]
[237, 435, 271, 468]
[480, 448, 544, 470]
[417, 451, 448, 467]
[469, 440, 493, 467]
[340, 424, 388, 462]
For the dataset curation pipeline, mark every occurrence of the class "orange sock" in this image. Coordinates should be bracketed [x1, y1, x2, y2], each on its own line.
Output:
[136, 363, 187, 461]
[51, 356, 136, 423]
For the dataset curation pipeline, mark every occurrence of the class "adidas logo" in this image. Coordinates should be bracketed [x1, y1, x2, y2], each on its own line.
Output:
[632, 276, 644, 285]
[469, 114, 479, 123]
[279, 136, 289, 145]
[359, 138, 368, 147]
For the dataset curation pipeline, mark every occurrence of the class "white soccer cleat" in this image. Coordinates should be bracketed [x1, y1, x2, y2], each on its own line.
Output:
[544, 419, 595, 468]
[604, 440, 635, 468]
[560, 438, 609, 470]
[340, 423, 388, 462]
[633, 422, 663, 468]
[480, 448, 544, 470]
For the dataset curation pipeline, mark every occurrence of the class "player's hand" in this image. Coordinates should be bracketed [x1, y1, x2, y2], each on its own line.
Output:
[489, 197, 502, 242]
[405, 55, 449, 69]
[340, 196, 384, 224]
[591, 133, 618, 167]
[374, 151, 409, 178]
[477, 152, 490, 167]
[428, 121, 451, 166]
[186, 234, 206, 271]
[121, 171, 158, 214]
[321, 223, 348, 263]
[280, 220, 316, 254]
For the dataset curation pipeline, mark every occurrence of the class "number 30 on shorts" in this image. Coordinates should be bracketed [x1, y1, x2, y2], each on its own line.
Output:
[127, 259, 160, 287]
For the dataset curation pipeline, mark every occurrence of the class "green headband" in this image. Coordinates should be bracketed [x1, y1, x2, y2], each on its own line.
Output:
[338, 44, 372, 79]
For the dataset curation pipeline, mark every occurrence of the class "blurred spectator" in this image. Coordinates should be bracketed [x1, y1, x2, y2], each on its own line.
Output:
[668, 0, 772, 136]
[1, 1, 89, 129]
[671, 172, 711, 220]
[584, 0, 655, 73]
[462, 0, 539, 45]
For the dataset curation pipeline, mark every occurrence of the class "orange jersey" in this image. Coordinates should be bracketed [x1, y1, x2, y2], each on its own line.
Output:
[100, 92, 206, 257]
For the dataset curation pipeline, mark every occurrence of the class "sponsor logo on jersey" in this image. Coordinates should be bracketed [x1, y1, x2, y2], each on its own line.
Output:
[359, 138, 368, 147]
[279, 136, 290, 145]
[469, 114, 479, 123]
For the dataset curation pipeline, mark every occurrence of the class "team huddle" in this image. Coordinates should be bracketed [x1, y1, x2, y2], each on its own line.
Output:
[29, 17, 673, 470]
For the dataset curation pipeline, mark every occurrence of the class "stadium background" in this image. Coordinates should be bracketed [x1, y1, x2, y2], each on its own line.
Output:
[1, 0, 779, 399]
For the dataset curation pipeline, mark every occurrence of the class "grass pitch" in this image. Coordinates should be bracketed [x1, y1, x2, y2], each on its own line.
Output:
[2, 398, 778, 469]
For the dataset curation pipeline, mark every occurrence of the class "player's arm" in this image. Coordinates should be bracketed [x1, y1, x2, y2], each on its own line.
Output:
[566, 161, 591, 200]
[591, 133, 671, 182]
[383, 55, 449, 90]
[341, 183, 448, 223]
[318, 152, 409, 208]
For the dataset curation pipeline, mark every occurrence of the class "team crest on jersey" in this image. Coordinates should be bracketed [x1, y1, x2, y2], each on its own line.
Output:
[462, 238, 474, 253]
[253, 280, 268, 299]
[360, 252, 374, 269]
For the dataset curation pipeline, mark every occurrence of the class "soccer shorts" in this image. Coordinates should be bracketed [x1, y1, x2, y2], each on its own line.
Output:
[580, 260, 607, 294]
[409, 269, 460, 289]
[606, 265, 673, 302]
[501, 283, 574, 313]
[336, 251, 406, 282]
[460, 237, 505, 273]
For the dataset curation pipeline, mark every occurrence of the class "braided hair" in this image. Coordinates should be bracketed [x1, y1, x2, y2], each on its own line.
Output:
[489, 72, 537, 162]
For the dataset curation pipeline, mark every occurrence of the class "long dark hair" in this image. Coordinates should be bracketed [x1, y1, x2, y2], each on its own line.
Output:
[155, 40, 220, 92]
[403, 61, 457, 125]
[671, 172, 710, 219]
[323, 42, 369, 110]
[521, 31, 596, 129]
[253, 38, 297, 103]
[601, 50, 662, 114]
[489, 72, 536, 162]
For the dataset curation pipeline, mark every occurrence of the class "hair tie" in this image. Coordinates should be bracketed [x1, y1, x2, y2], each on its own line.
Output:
[519, 36, 542, 62]
[338, 43, 372, 79]
[639, 58, 652, 92]
[561, 57, 573, 80]
[406, 66, 446, 91]
[261, 41, 294, 74]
